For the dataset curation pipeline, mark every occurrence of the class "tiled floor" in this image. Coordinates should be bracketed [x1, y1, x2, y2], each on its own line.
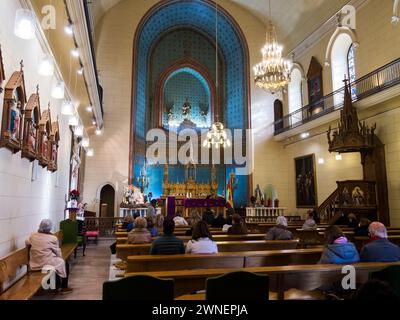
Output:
[34, 239, 114, 300]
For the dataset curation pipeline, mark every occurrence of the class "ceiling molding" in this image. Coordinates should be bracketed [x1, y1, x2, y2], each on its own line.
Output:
[65, 0, 104, 129]
[288, 0, 369, 60]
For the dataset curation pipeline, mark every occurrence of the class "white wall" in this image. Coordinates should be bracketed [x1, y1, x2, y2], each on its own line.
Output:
[0, 0, 72, 256]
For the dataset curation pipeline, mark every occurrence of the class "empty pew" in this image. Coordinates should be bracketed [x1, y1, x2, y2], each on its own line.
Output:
[125, 248, 323, 273]
[116, 240, 301, 260]
[116, 240, 300, 261]
[116, 234, 268, 244]
[125, 261, 400, 299]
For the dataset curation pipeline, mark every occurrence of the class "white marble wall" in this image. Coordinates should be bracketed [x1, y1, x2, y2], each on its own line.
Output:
[0, 0, 72, 256]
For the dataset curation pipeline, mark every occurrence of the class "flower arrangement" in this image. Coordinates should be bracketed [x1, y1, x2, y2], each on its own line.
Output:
[69, 189, 80, 201]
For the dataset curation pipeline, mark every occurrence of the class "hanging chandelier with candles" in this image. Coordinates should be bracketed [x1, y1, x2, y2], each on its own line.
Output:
[203, 0, 231, 149]
[253, 0, 292, 94]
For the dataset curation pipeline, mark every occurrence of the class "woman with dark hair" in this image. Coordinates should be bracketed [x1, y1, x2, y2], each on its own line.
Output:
[185, 221, 218, 254]
[318, 225, 359, 264]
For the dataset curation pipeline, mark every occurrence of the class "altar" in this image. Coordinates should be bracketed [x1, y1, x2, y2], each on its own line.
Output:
[161, 195, 226, 218]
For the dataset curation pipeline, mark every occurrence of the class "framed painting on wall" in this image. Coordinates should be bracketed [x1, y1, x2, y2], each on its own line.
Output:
[295, 154, 317, 208]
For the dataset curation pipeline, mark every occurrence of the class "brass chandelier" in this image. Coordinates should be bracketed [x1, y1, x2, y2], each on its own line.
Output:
[203, 0, 231, 149]
[253, 0, 291, 93]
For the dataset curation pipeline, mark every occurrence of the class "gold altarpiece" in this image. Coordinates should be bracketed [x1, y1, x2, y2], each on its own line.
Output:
[162, 163, 218, 197]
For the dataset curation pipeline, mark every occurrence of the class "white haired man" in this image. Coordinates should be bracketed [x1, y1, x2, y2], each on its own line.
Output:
[360, 221, 400, 262]
[26, 219, 73, 294]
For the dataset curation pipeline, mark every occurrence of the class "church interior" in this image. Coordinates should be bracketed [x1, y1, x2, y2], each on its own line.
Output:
[1, 0, 400, 303]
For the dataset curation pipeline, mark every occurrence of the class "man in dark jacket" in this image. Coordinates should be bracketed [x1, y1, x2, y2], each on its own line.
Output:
[150, 218, 185, 255]
[202, 208, 215, 226]
[360, 222, 400, 262]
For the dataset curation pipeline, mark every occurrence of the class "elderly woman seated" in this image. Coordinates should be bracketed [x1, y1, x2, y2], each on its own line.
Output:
[266, 216, 294, 240]
[26, 219, 72, 294]
[127, 217, 152, 244]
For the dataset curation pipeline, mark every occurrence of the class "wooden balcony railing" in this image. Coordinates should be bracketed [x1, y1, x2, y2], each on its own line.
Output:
[274, 58, 400, 134]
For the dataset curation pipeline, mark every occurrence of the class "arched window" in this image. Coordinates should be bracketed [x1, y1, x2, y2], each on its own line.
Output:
[347, 44, 357, 99]
[331, 33, 353, 105]
[274, 99, 283, 132]
[288, 68, 303, 124]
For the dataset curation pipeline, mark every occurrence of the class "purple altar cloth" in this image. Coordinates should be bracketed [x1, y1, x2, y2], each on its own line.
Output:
[166, 196, 176, 218]
[183, 198, 226, 208]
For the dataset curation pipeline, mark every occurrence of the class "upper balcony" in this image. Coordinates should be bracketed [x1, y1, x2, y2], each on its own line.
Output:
[274, 58, 400, 141]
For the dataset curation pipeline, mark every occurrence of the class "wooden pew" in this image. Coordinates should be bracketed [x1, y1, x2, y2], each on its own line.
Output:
[0, 232, 76, 300]
[125, 261, 400, 299]
[116, 240, 300, 260]
[125, 248, 323, 273]
[116, 234, 268, 244]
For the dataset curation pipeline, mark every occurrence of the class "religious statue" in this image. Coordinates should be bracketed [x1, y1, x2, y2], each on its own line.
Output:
[28, 123, 36, 151]
[42, 134, 49, 159]
[352, 187, 364, 206]
[71, 139, 82, 179]
[182, 98, 191, 120]
[167, 106, 173, 123]
[254, 184, 264, 205]
[51, 142, 57, 162]
[10, 100, 22, 141]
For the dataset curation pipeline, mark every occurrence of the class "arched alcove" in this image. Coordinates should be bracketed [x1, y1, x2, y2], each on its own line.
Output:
[331, 33, 353, 105]
[130, 0, 251, 207]
[274, 99, 283, 132]
[100, 184, 115, 218]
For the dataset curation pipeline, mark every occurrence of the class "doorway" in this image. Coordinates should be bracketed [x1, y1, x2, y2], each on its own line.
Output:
[99, 184, 115, 217]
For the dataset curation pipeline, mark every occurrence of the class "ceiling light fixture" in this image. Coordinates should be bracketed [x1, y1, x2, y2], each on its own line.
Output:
[51, 82, 65, 99]
[203, 0, 231, 149]
[64, 24, 73, 36]
[38, 55, 54, 76]
[253, 0, 291, 93]
[71, 48, 79, 58]
[14, 9, 36, 40]
[300, 132, 310, 139]
[61, 100, 74, 116]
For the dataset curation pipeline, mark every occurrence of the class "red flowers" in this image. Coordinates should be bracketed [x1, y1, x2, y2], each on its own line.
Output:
[70, 189, 80, 200]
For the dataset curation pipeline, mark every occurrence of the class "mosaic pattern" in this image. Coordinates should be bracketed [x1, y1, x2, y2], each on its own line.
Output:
[133, 0, 249, 206]
[163, 68, 212, 129]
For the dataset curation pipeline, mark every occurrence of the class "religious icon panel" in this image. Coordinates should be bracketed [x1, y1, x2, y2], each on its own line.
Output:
[295, 154, 317, 208]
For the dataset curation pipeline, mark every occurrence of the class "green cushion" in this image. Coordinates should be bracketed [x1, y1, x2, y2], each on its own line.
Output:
[60, 220, 78, 245]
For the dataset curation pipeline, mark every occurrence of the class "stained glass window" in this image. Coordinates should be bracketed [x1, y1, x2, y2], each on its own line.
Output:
[347, 45, 357, 99]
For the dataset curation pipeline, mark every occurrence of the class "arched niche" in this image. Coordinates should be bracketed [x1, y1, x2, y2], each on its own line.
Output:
[100, 184, 116, 218]
[155, 59, 216, 130]
[274, 99, 283, 133]
[38, 108, 51, 168]
[48, 119, 60, 172]
[0, 62, 27, 153]
[22, 88, 41, 162]
[130, 0, 251, 207]
[324, 26, 359, 67]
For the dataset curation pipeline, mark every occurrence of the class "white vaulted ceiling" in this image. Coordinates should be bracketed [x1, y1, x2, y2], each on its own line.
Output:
[89, 0, 350, 51]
